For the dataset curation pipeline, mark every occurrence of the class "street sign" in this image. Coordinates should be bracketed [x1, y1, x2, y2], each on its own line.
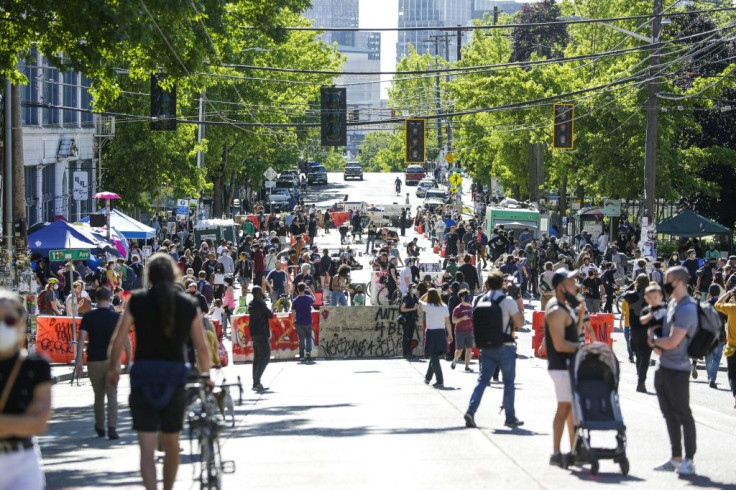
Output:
[265, 181, 276, 188]
[450, 186, 459, 193]
[449, 173, 462, 186]
[445, 152, 455, 164]
[49, 249, 91, 261]
[603, 199, 622, 217]
[264, 167, 278, 181]
[176, 198, 189, 218]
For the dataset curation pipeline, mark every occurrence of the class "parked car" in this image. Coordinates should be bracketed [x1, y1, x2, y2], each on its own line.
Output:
[275, 179, 300, 199]
[415, 178, 437, 197]
[423, 188, 449, 211]
[405, 165, 426, 186]
[268, 193, 294, 213]
[343, 162, 363, 181]
[307, 165, 328, 185]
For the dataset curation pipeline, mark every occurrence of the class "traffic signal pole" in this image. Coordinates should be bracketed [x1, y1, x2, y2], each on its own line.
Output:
[643, 0, 662, 231]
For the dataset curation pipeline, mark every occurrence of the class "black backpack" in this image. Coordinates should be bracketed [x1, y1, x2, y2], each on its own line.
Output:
[686, 301, 723, 358]
[472, 292, 511, 348]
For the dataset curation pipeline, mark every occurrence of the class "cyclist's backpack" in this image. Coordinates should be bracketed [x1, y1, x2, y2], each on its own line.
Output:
[37, 290, 50, 312]
[686, 300, 723, 358]
[472, 292, 511, 348]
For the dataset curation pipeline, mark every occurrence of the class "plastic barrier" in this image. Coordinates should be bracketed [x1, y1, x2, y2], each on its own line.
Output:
[330, 211, 350, 227]
[231, 311, 321, 362]
[532, 332, 547, 358]
[532, 311, 546, 334]
[36, 316, 135, 364]
[586, 313, 614, 347]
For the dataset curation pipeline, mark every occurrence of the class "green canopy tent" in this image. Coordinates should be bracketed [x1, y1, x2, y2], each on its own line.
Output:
[656, 210, 733, 252]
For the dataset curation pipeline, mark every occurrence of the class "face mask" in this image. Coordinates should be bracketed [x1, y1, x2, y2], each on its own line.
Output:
[0, 323, 19, 351]
[53, 284, 59, 290]
[564, 292, 580, 308]
[663, 282, 675, 296]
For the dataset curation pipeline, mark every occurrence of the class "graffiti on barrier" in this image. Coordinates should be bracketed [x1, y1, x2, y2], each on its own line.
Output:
[231, 312, 321, 363]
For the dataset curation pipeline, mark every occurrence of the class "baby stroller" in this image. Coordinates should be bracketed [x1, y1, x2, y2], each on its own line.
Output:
[564, 342, 629, 476]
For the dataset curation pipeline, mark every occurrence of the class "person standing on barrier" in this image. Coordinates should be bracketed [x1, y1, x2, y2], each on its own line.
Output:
[107, 253, 212, 490]
[400, 284, 419, 360]
[76, 288, 124, 439]
[291, 283, 315, 362]
[249, 286, 273, 389]
[463, 273, 524, 429]
[624, 275, 653, 392]
[648, 266, 698, 476]
[0, 290, 52, 490]
[419, 289, 452, 388]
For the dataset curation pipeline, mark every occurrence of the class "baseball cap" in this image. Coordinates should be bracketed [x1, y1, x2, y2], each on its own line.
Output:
[551, 268, 579, 288]
[450, 281, 460, 291]
[729, 255, 736, 261]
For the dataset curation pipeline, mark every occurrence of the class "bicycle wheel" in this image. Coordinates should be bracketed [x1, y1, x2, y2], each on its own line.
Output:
[200, 430, 220, 490]
[390, 290, 402, 305]
[376, 287, 389, 305]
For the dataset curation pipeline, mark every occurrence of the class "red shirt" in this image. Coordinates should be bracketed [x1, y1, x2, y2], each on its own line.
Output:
[452, 304, 474, 334]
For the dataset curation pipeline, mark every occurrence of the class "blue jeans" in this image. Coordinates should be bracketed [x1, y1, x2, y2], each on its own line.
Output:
[623, 327, 634, 360]
[365, 236, 375, 254]
[466, 345, 517, 421]
[330, 290, 347, 306]
[706, 342, 725, 382]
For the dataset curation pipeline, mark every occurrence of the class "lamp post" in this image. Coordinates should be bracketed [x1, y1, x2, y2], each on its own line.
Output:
[560, 0, 665, 253]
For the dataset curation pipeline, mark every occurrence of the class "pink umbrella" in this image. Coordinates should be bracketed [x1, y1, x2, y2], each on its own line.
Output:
[93, 191, 121, 240]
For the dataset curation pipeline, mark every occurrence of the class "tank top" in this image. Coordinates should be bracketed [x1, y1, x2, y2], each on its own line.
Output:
[544, 298, 579, 371]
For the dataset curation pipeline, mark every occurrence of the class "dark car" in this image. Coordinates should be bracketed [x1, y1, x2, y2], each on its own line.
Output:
[307, 165, 328, 185]
[343, 162, 363, 181]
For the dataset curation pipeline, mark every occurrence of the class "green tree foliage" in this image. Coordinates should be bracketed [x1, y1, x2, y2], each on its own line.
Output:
[510, 0, 569, 62]
[357, 131, 405, 172]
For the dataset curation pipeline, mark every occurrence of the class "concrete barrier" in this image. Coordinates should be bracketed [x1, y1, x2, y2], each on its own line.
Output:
[319, 306, 423, 359]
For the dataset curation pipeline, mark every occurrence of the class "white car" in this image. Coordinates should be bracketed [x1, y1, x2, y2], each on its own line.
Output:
[415, 178, 437, 197]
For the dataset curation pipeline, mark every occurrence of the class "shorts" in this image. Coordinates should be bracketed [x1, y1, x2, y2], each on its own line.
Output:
[549, 369, 573, 403]
[129, 386, 187, 433]
[455, 331, 475, 350]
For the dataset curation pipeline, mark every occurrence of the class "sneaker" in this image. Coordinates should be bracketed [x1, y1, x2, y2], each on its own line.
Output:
[465, 366, 472, 372]
[654, 459, 681, 472]
[424, 378, 430, 385]
[504, 418, 524, 428]
[636, 383, 647, 393]
[95, 427, 105, 438]
[549, 452, 564, 467]
[628, 357, 635, 363]
[464, 413, 477, 428]
[451, 360, 456, 370]
[305, 352, 311, 359]
[709, 381, 718, 389]
[691, 362, 698, 379]
[676, 459, 695, 476]
[432, 382, 444, 388]
[107, 428, 119, 440]
[298, 357, 305, 362]
[492, 376, 499, 383]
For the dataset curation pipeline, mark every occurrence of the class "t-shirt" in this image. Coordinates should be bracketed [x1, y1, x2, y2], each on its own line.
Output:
[452, 304, 474, 334]
[291, 294, 314, 325]
[0, 352, 51, 415]
[582, 277, 603, 300]
[399, 267, 413, 293]
[129, 289, 197, 362]
[267, 269, 288, 292]
[659, 296, 698, 372]
[419, 301, 449, 330]
[80, 307, 121, 362]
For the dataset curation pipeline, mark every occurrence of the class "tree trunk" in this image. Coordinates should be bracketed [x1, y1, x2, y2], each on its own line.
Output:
[11, 85, 25, 249]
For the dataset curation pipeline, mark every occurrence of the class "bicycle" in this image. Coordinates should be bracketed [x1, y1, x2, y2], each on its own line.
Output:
[186, 375, 236, 489]
[375, 275, 401, 306]
[273, 293, 292, 313]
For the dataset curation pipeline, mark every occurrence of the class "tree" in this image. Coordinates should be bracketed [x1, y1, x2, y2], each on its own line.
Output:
[357, 131, 404, 172]
[510, 0, 569, 62]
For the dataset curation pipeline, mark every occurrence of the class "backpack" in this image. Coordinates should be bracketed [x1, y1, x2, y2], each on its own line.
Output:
[686, 301, 723, 358]
[472, 292, 512, 348]
[37, 290, 50, 313]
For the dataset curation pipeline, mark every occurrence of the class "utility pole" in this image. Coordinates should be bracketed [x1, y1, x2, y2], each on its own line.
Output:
[493, 6, 500, 25]
[3, 80, 14, 286]
[443, 32, 452, 158]
[643, 0, 662, 232]
[456, 25, 462, 61]
[426, 36, 443, 162]
[11, 85, 25, 251]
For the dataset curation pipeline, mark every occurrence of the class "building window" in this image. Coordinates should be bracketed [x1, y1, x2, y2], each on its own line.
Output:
[81, 76, 94, 127]
[42, 164, 56, 221]
[24, 166, 38, 224]
[63, 71, 78, 126]
[20, 50, 39, 126]
[42, 59, 60, 126]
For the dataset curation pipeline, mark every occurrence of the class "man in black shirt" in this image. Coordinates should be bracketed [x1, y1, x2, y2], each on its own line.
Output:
[76, 288, 124, 439]
[581, 269, 604, 313]
[458, 254, 480, 296]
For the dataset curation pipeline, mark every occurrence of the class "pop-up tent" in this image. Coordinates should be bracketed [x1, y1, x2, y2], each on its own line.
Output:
[656, 210, 731, 237]
[80, 209, 156, 240]
[28, 220, 117, 256]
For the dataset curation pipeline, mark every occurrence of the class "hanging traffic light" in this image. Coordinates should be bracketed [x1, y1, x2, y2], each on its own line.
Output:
[405, 118, 425, 163]
[150, 74, 177, 131]
[320, 87, 347, 146]
[553, 104, 574, 149]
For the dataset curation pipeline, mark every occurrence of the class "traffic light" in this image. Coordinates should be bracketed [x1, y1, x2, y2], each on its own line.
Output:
[320, 87, 347, 146]
[150, 74, 177, 131]
[405, 118, 425, 163]
[553, 104, 574, 149]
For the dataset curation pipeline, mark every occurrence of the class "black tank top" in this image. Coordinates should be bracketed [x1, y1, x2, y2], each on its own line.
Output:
[544, 298, 579, 371]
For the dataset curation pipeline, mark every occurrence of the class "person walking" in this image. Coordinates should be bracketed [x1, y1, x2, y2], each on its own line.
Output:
[329, 264, 351, 307]
[0, 290, 52, 490]
[399, 284, 419, 359]
[451, 290, 477, 373]
[291, 283, 316, 361]
[76, 288, 125, 439]
[248, 286, 273, 391]
[648, 266, 698, 475]
[463, 273, 524, 429]
[419, 289, 452, 388]
[107, 253, 212, 490]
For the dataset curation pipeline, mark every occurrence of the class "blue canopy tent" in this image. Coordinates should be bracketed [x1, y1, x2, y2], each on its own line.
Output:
[79, 209, 155, 240]
[28, 220, 117, 256]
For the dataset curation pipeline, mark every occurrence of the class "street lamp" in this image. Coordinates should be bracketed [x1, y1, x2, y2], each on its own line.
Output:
[559, 3, 667, 254]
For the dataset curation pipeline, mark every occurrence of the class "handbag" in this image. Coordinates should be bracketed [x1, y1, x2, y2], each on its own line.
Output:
[0, 352, 25, 413]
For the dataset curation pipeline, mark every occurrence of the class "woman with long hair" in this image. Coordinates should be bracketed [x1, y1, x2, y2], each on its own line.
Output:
[419, 288, 453, 388]
[0, 290, 52, 489]
[222, 276, 236, 332]
[107, 253, 212, 490]
[248, 286, 273, 391]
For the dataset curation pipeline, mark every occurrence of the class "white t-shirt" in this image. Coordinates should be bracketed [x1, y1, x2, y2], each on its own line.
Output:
[419, 301, 449, 330]
[399, 267, 413, 293]
[598, 234, 609, 251]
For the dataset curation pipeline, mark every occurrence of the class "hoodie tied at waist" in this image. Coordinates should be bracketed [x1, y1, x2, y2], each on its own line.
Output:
[130, 360, 190, 409]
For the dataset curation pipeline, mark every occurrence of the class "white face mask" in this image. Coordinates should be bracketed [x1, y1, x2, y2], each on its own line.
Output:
[0, 323, 19, 351]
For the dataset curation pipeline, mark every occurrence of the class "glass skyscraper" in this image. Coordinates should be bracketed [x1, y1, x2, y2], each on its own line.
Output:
[397, 0, 471, 62]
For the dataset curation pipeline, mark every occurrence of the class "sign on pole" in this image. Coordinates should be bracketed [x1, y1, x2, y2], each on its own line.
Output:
[49, 249, 91, 261]
[603, 199, 622, 217]
[445, 152, 455, 164]
[264, 181, 276, 189]
[449, 173, 462, 187]
[72, 172, 89, 201]
[264, 167, 278, 181]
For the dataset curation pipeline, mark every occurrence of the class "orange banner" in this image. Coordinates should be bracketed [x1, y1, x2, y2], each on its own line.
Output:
[36, 316, 135, 364]
[232, 312, 320, 363]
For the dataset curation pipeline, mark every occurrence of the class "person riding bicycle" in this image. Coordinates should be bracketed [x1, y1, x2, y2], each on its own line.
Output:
[395, 177, 402, 195]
